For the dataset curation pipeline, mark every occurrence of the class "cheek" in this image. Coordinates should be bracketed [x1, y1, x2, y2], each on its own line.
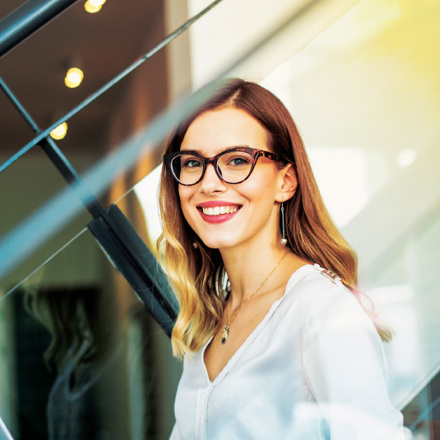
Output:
[241, 169, 279, 203]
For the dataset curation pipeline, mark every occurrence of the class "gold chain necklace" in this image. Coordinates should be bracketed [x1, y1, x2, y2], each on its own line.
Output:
[221, 251, 288, 344]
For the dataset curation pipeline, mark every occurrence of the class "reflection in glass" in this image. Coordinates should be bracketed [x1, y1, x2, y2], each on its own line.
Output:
[0, 229, 180, 439]
[28, 284, 124, 439]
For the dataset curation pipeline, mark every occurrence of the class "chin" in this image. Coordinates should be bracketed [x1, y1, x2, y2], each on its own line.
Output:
[198, 235, 240, 251]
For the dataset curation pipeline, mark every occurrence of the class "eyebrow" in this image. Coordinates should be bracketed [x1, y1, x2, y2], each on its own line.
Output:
[179, 145, 251, 154]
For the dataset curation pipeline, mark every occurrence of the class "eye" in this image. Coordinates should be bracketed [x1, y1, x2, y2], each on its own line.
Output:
[230, 157, 248, 166]
[225, 154, 252, 167]
[181, 157, 202, 168]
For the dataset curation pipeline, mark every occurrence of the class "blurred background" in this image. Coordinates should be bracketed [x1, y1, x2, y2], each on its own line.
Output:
[0, 0, 439, 438]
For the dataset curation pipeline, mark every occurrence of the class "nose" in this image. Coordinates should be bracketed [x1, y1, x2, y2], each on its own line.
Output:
[199, 163, 226, 194]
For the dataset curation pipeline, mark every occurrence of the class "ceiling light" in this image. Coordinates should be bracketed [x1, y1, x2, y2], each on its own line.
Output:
[84, 2, 101, 13]
[89, 0, 107, 7]
[50, 122, 68, 140]
[64, 67, 84, 88]
[84, 0, 106, 13]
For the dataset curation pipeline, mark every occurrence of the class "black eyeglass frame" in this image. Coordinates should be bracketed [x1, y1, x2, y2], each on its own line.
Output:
[164, 147, 291, 186]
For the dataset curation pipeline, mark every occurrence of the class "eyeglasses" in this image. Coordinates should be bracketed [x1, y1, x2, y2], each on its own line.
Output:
[164, 147, 287, 186]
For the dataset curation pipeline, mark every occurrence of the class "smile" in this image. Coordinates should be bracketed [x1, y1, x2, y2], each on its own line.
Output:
[201, 206, 238, 216]
[196, 203, 242, 224]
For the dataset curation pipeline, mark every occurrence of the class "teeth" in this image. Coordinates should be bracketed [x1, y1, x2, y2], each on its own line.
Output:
[202, 206, 238, 216]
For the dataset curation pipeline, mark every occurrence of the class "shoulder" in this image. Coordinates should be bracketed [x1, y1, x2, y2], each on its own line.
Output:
[285, 263, 346, 300]
[284, 264, 360, 315]
[283, 263, 379, 341]
[290, 265, 386, 372]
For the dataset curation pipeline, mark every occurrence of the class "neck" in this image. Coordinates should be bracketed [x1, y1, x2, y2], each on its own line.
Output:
[220, 238, 291, 309]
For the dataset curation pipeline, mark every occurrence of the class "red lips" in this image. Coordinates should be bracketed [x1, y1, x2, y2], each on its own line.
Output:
[196, 201, 242, 224]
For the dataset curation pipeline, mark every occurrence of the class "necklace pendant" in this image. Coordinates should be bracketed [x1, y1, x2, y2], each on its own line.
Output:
[221, 324, 230, 344]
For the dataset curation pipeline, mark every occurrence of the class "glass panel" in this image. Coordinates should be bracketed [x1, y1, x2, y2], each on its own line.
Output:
[0, 149, 92, 297]
[0, 229, 181, 439]
[367, 213, 440, 438]
[0, 149, 63, 236]
[113, 165, 162, 254]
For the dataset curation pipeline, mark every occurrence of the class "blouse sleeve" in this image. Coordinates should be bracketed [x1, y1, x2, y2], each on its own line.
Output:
[302, 284, 407, 440]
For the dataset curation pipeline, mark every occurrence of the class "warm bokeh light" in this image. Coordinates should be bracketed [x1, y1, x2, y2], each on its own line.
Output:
[89, 0, 107, 6]
[84, 0, 106, 13]
[64, 67, 84, 88]
[84, 3, 101, 13]
[50, 122, 68, 140]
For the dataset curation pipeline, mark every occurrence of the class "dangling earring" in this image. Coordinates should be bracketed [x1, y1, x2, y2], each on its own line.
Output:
[280, 202, 288, 246]
[193, 242, 198, 249]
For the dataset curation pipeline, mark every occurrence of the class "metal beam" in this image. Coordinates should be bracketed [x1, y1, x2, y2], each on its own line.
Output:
[88, 205, 179, 336]
[0, 0, 79, 58]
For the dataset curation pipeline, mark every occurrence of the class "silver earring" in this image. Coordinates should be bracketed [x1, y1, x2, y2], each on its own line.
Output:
[280, 202, 288, 246]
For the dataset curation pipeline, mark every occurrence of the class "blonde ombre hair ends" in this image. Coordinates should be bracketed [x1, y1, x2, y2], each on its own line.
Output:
[158, 79, 391, 358]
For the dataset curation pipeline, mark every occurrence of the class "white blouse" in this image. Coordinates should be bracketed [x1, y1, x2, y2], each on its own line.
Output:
[170, 264, 406, 439]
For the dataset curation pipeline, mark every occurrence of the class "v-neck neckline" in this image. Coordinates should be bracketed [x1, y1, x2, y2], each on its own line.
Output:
[199, 264, 313, 385]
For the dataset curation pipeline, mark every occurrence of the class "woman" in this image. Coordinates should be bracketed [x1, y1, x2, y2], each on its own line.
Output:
[158, 79, 406, 439]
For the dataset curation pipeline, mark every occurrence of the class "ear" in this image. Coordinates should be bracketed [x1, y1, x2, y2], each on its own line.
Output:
[275, 164, 297, 203]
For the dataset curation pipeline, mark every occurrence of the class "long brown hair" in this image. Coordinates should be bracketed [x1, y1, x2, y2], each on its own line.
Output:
[158, 79, 391, 358]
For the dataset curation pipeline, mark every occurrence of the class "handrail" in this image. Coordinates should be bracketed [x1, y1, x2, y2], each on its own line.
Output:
[0, 0, 79, 58]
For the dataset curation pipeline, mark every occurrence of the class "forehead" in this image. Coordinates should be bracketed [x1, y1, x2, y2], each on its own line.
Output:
[180, 108, 269, 153]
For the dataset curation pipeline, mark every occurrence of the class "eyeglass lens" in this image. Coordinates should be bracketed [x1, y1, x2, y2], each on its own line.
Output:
[171, 150, 254, 185]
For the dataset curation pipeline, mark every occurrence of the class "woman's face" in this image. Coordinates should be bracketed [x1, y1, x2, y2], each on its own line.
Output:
[178, 108, 291, 252]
